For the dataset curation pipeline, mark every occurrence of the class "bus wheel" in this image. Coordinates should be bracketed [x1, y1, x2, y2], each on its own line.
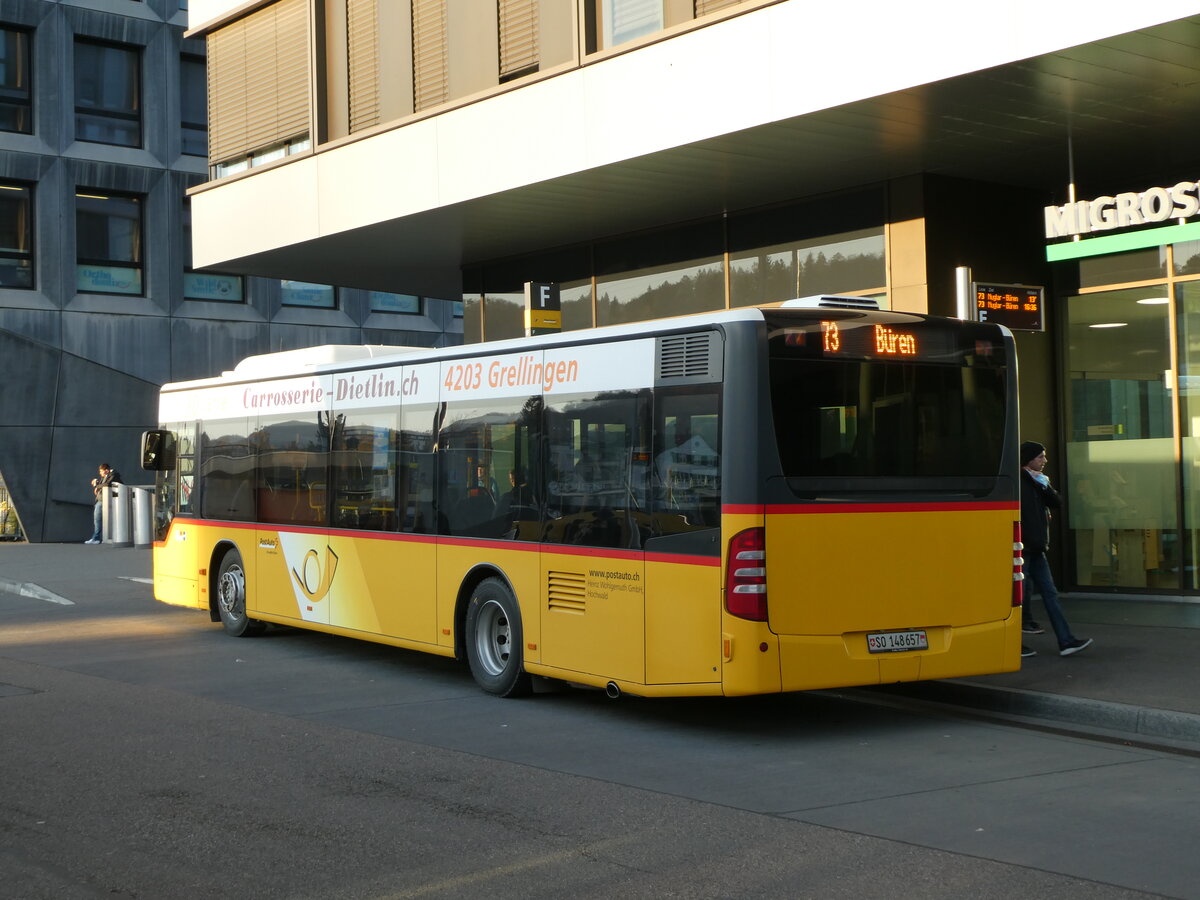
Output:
[465, 578, 531, 697]
[216, 549, 264, 637]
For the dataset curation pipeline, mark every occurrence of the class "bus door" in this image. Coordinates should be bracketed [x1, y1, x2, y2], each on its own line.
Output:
[326, 363, 441, 644]
[643, 388, 723, 685]
[251, 385, 334, 626]
[539, 387, 649, 684]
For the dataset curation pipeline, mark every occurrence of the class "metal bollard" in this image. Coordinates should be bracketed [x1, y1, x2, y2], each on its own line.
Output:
[132, 487, 152, 549]
[110, 483, 132, 548]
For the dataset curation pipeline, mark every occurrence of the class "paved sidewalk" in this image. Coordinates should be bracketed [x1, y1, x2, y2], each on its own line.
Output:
[3, 543, 1198, 750]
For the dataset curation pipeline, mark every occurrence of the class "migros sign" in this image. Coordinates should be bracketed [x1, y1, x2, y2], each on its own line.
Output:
[1044, 180, 1200, 239]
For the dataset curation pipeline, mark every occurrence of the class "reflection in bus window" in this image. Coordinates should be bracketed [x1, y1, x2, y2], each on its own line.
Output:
[254, 412, 331, 526]
[330, 410, 399, 531]
[544, 390, 651, 548]
[438, 396, 540, 539]
[652, 390, 720, 533]
[199, 417, 256, 521]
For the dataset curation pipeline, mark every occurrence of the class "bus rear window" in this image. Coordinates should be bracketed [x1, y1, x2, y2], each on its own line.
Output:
[768, 355, 1007, 483]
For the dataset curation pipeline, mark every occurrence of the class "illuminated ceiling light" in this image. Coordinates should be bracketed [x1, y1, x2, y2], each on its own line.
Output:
[1089, 322, 1128, 329]
[1136, 297, 1170, 305]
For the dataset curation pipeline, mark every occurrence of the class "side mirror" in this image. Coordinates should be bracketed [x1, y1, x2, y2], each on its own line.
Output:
[141, 430, 176, 470]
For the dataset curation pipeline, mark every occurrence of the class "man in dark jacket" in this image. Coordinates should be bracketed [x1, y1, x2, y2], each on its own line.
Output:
[85, 462, 122, 544]
[1020, 441, 1092, 657]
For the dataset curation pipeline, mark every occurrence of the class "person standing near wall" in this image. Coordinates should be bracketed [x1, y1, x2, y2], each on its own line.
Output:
[1020, 441, 1093, 657]
[85, 462, 122, 545]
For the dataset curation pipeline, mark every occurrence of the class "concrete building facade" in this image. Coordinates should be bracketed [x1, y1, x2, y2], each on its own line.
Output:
[0, 0, 460, 542]
[185, 1, 1200, 606]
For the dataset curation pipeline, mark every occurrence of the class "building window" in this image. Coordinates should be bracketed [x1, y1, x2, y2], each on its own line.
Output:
[498, 0, 538, 82]
[0, 27, 31, 134]
[74, 39, 141, 148]
[76, 191, 142, 295]
[369, 291, 421, 314]
[281, 280, 335, 308]
[412, 0, 448, 111]
[206, 0, 310, 174]
[182, 200, 242, 301]
[180, 54, 207, 157]
[598, 0, 662, 50]
[0, 183, 33, 289]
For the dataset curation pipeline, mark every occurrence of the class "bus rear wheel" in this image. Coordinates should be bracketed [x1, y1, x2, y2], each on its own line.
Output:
[465, 578, 531, 697]
[216, 549, 265, 637]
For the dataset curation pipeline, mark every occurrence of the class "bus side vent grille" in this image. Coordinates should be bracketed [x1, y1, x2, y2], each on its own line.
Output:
[656, 332, 722, 385]
[547, 570, 586, 614]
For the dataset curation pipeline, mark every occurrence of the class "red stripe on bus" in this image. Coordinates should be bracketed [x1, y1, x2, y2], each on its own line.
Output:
[759, 501, 1018, 514]
[165, 518, 720, 564]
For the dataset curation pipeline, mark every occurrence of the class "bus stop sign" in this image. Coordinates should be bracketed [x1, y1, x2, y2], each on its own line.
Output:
[525, 282, 561, 336]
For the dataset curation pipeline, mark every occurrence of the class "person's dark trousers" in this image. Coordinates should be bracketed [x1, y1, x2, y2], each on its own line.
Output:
[1024, 550, 1077, 650]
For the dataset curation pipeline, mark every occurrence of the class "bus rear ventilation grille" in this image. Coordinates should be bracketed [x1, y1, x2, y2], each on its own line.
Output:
[658, 334, 712, 379]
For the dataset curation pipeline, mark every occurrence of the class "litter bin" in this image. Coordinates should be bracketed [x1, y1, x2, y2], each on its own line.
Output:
[132, 487, 152, 549]
[110, 483, 132, 548]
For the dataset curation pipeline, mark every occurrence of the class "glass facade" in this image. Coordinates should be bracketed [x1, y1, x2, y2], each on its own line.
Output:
[1060, 240, 1200, 595]
[464, 193, 888, 339]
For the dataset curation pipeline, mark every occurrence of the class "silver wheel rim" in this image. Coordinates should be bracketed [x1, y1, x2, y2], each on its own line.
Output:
[473, 597, 512, 677]
[218, 563, 245, 619]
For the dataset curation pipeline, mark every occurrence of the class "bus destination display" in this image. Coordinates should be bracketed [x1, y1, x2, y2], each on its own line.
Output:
[777, 321, 953, 360]
[974, 282, 1044, 331]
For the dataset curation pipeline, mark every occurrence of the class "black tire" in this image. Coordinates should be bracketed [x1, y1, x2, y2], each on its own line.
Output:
[215, 549, 265, 637]
[464, 577, 531, 697]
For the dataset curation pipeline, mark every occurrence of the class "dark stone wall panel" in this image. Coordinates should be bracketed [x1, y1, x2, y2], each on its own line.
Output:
[56, 354, 158, 427]
[0, 328, 60, 426]
[0, 307, 64, 347]
[61, 311, 172, 384]
[170, 318, 269, 383]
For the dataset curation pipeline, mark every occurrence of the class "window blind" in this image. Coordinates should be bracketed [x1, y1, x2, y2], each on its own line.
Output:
[499, 0, 538, 80]
[412, 0, 447, 112]
[207, 0, 311, 166]
[347, 0, 380, 132]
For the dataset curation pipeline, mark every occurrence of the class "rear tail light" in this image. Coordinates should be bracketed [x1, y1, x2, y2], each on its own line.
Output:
[726, 527, 767, 621]
[1012, 521, 1024, 607]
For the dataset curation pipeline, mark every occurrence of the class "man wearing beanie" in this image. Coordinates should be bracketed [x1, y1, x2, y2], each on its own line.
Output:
[1019, 441, 1092, 657]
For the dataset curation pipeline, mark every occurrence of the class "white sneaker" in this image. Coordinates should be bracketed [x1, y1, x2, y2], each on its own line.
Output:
[84, 538, 100, 544]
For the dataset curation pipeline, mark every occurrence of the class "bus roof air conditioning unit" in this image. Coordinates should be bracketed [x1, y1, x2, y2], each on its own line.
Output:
[781, 295, 881, 311]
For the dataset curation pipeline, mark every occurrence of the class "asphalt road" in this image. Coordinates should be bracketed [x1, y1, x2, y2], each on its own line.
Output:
[1, 545, 1198, 899]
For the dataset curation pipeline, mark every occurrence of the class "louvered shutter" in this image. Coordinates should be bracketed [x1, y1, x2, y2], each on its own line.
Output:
[499, 0, 538, 80]
[412, 0, 447, 112]
[347, 0, 380, 132]
[206, 0, 311, 166]
[694, 0, 744, 16]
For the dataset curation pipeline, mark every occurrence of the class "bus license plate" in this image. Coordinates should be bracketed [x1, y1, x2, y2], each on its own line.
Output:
[867, 630, 928, 654]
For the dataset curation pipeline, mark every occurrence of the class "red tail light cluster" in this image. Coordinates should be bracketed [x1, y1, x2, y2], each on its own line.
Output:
[1012, 521, 1024, 608]
[726, 527, 767, 621]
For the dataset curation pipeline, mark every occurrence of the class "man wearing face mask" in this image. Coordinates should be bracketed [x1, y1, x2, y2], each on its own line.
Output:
[1020, 441, 1092, 658]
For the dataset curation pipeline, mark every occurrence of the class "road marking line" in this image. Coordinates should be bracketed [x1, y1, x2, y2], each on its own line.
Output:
[0, 578, 73, 606]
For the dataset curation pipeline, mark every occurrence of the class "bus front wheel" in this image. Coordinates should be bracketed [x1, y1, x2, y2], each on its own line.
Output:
[216, 549, 264, 637]
[465, 578, 531, 697]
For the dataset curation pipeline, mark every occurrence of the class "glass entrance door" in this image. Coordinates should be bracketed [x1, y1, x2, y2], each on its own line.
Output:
[1064, 285, 1181, 590]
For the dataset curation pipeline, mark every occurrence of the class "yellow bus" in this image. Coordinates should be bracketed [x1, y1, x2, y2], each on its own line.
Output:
[141, 297, 1025, 698]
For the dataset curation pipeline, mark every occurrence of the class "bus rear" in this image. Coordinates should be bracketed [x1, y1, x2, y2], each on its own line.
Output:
[723, 304, 1022, 693]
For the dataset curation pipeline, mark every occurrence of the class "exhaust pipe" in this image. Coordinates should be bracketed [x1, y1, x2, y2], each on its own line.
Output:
[605, 681, 621, 700]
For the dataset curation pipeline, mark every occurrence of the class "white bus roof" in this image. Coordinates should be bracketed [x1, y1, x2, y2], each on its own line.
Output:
[160, 297, 881, 393]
